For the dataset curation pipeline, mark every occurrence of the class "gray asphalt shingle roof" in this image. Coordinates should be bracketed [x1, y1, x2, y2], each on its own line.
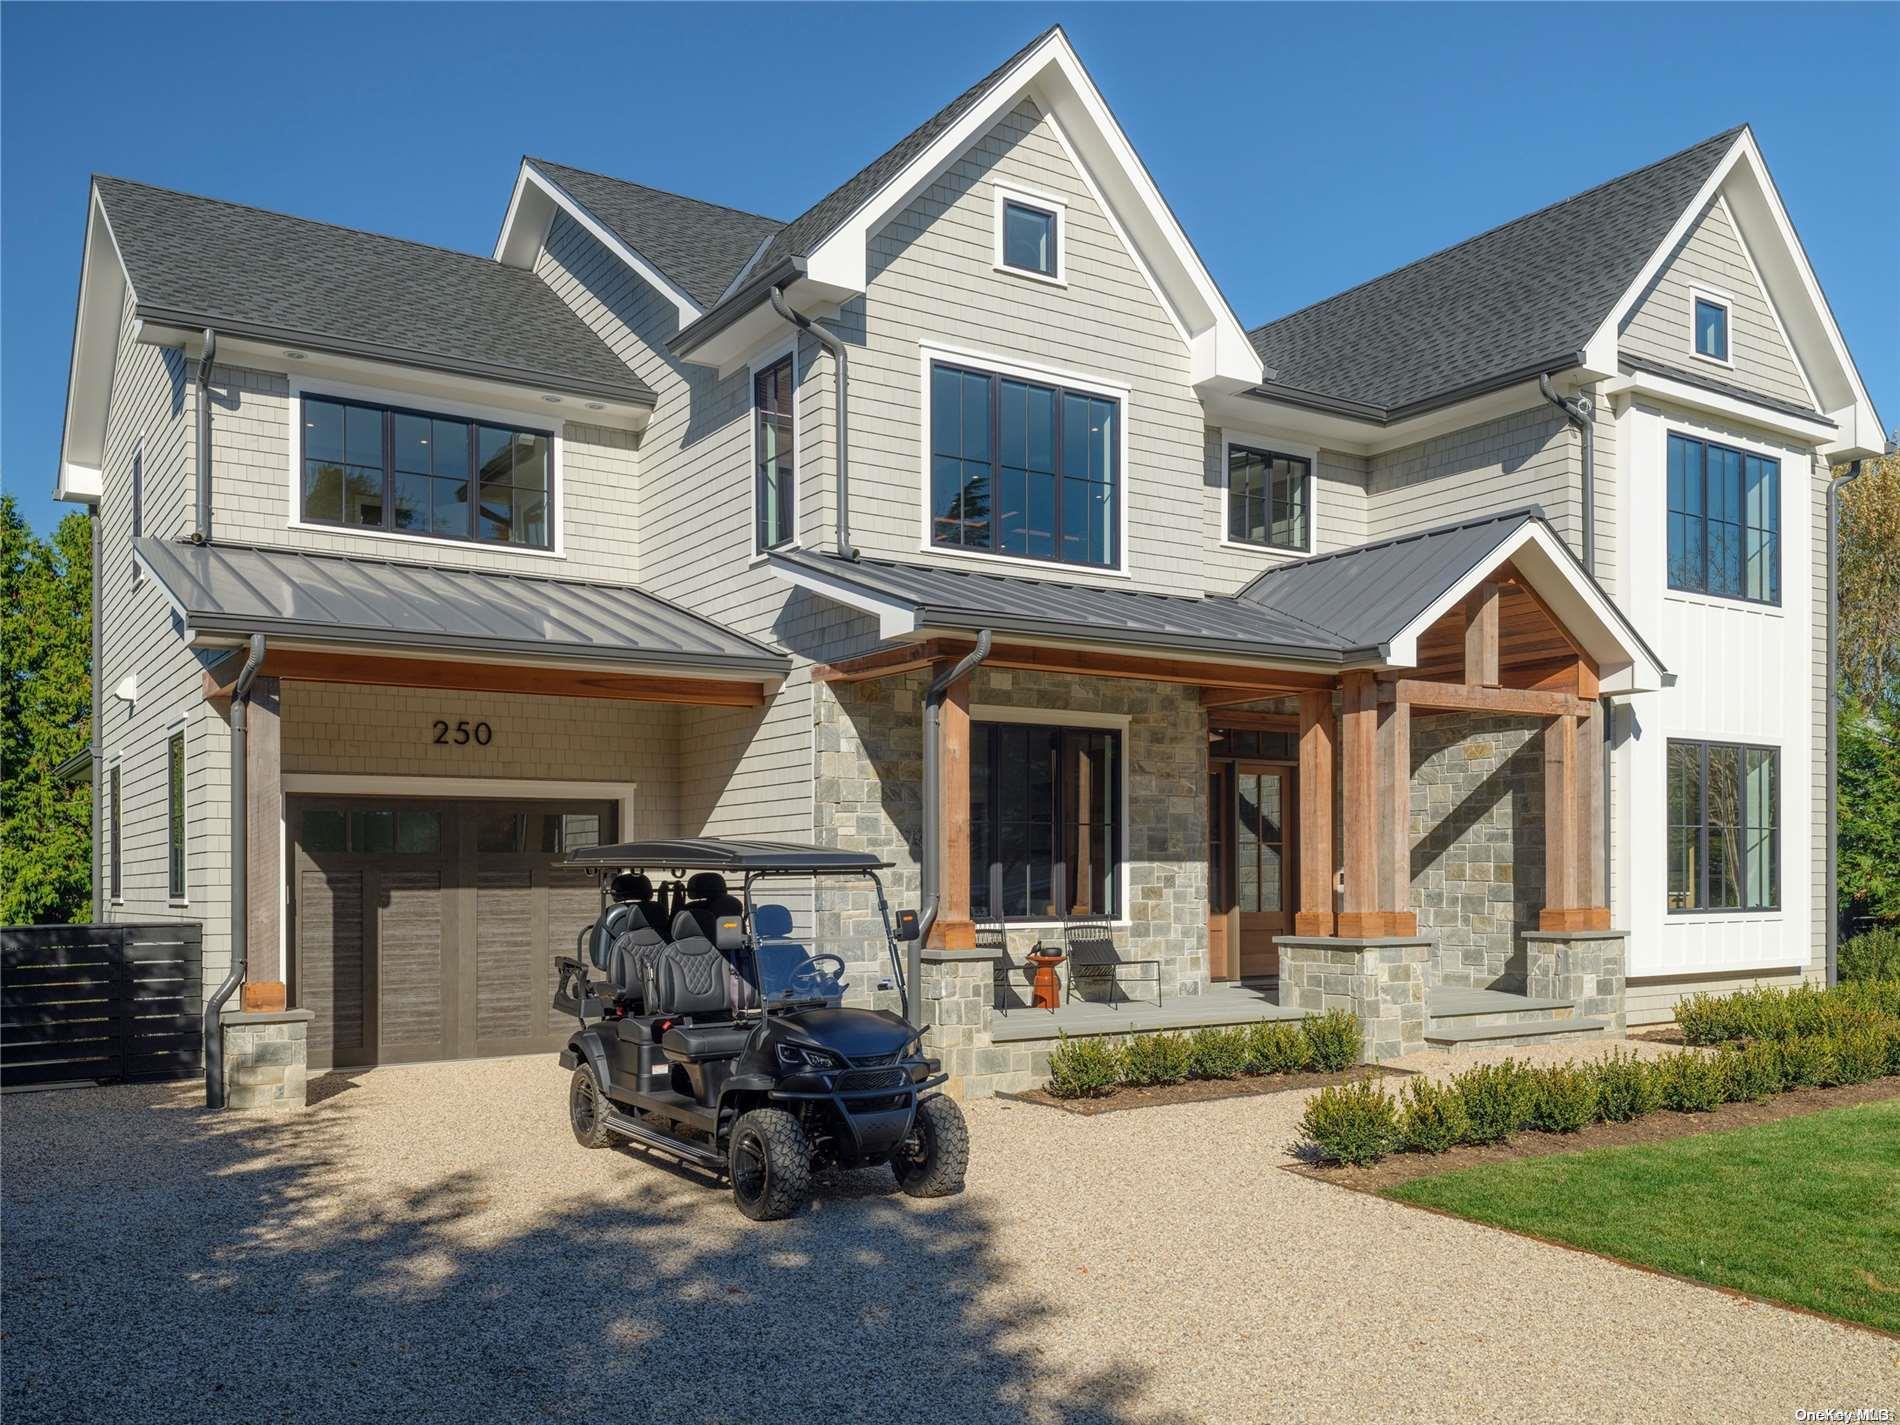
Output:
[1247, 128, 1743, 417]
[134, 539, 787, 675]
[524, 159, 785, 309]
[94, 176, 653, 406]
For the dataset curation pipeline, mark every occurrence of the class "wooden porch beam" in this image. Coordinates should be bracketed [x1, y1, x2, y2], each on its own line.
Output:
[815, 636, 1339, 698]
[205, 649, 769, 707]
[1393, 679, 1593, 719]
[811, 639, 961, 684]
[1294, 691, 1335, 936]
[1462, 581, 1501, 687]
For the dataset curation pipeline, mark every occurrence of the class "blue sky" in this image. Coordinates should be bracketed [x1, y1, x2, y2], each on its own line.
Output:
[4, 2, 1894, 536]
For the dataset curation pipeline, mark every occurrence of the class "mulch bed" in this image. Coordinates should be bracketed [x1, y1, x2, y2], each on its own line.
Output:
[1627, 1026, 1688, 1045]
[999, 1064, 1409, 1115]
[1287, 1077, 1900, 1191]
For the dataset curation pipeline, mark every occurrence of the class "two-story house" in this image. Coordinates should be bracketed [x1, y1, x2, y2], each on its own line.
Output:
[57, 27, 1884, 1104]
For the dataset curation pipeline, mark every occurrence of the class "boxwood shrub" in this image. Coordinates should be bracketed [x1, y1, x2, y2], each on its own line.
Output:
[1655, 1051, 1727, 1112]
[1120, 1031, 1193, 1086]
[1301, 1010, 1363, 1072]
[1591, 1050, 1662, 1121]
[1045, 1033, 1124, 1100]
[1244, 1021, 1310, 1076]
[1396, 1077, 1469, 1153]
[1522, 1062, 1599, 1133]
[1299, 1080, 1398, 1166]
[1186, 1026, 1251, 1080]
[1449, 1060, 1532, 1144]
[1839, 926, 1900, 984]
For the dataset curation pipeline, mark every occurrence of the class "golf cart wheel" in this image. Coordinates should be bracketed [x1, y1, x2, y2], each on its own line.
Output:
[569, 1065, 612, 1150]
[729, 1109, 813, 1221]
[891, 1094, 968, 1198]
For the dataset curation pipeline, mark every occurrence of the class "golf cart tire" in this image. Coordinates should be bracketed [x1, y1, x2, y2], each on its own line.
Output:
[569, 1065, 613, 1150]
[729, 1108, 814, 1221]
[892, 1094, 968, 1198]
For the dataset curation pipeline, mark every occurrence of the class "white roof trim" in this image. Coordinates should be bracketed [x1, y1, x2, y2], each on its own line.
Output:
[57, 185, 131, 504]
[1590, 129, 1884, 458]
[1386, 522, 1667, 695]
[798, 30, 1263, 393]
[493, 161, 703, 329]
[1600, 368, 1836, 447]
[765, 557, 921, 642]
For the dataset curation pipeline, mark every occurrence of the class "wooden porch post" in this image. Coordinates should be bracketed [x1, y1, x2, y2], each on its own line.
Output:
[931, 666, 976, 950]
[1376, 685, 1417, 936]
[1541, 711, 1580, 931]
[242, 677, 286, 1011]
[1463, 581, 1501, 687]
[1295, 690, 1335, 936]
[1337, 671, 1381, 937]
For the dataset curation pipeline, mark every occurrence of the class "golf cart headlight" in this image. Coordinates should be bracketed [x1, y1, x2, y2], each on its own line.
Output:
[777, 1043, 843, 1072]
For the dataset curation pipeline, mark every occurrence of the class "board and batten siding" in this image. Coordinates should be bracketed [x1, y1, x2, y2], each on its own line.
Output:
[1619, 196, 1815, 412]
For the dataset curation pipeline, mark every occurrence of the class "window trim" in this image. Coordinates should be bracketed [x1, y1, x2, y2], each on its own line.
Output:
[285, 377, 564, 558]
[968, 705, 1130, 928]
[749, 342, 798, 554]
[1665, 736, 1780, 916]
[1664, 429, 1781, 608]
[1688, 287, 1733, 368]
[165, 717, 188, 905]
[992, 183, 1066, 286]
[1219, 430, 1317, 555]
[106, 755, 123, 905]
[915, 341, 1131, 577]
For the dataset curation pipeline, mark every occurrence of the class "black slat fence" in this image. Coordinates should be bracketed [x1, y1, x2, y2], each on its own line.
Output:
[1, 923, 204, 1088]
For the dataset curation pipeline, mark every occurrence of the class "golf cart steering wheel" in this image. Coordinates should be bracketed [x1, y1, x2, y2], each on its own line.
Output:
[787, 953, 847, 997]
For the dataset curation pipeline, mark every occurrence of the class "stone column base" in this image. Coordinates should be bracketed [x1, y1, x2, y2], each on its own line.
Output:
[1274, 935, 1435, 1062]
[920, 947, 1005, 1100]
[220, 1008, 315, 1111]
[1523, 930, 1627, 1032]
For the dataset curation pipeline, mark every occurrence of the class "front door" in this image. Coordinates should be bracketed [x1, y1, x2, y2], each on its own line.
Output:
[1208, 762, 1294, 981]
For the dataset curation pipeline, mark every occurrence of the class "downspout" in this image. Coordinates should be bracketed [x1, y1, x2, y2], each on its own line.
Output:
[1540, 373, 1613, 918]
[203, 632, 266, 1108]
[90, 506, 103, 920]
[767, 286, 855, 559]
[913, 632, 994, 1007]
[191, 328, 216, 545]
[1825, 457, 1866, 985]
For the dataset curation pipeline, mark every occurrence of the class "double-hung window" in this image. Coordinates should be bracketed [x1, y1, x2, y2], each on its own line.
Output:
[930, 361, 1119, 569]
[1666, 432, 1778, 604]
[1667, 739, 1778, 912]
[166, 727, 186, 901]
[753, 355, 795, 550]
[300, 395, 552, 550]
[970, 722, 1122, 921]
[1226, 444, 1310, 551]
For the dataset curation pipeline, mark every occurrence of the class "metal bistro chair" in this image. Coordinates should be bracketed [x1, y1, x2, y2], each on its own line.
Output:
[982, 919, 1030, 1015]
[1058, 914, 1161, 1010]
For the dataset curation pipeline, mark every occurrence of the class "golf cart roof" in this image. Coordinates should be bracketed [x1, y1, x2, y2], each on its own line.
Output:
[562, 838, 892, 873]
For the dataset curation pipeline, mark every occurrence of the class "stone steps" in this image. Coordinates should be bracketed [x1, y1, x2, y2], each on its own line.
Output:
[1424, 1016, 1614, 1050]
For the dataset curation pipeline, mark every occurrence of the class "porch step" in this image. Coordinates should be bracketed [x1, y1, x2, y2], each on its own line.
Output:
[1424, 1016, 1612, 1049]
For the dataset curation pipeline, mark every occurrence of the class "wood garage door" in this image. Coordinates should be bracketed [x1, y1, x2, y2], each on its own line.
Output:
[289, 797, 614, 1069]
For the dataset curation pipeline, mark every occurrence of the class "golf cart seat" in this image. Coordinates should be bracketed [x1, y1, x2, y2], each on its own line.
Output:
[586, 873, 656, 971]
[652, 884, 754, 1063]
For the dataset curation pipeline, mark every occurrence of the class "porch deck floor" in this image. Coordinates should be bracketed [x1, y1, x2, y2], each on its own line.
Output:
[990, 980, 1304, 1043]
[1428, 987, 1573, 1017]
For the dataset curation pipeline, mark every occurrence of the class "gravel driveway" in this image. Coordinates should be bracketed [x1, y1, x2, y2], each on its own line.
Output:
[4, 1046, 1892, 1424]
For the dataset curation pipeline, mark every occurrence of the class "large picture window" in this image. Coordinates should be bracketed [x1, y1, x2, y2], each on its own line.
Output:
[167, 728, 186, 901]
[1226, 444, 1310, 550]
[970, 722, 1122, 921]
[753, 356, 795, 550]
[300, 395, 553, 550]
[1667, 738, 1778, 912]
[1666, 432, 1778, 604]
[929, 361, 1119, 569]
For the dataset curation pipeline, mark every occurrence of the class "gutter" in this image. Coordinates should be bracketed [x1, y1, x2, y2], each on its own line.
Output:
[768, 285, 856, 560]
[667, 256, 807, 360]
[1244, 350, 1588, 428]
[192, 329, 216, 544]
[203, 633, 266, 1109]
[89, 505, 102, 919]
[1826, 456, 1868, 985]
[913, 632, 994, 1001]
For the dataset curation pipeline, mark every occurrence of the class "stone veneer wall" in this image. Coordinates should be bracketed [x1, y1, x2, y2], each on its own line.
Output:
[1410, 713, 1545, 993]
[220, 1009, 314, 1111]
[812, 666, 1210, 1010]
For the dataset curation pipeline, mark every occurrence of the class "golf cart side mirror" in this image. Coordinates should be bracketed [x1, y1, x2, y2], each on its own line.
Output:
[894, 909, 921, 942]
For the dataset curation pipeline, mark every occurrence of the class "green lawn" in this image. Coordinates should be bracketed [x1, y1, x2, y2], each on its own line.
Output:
[1384, 1100, 1900, 1334]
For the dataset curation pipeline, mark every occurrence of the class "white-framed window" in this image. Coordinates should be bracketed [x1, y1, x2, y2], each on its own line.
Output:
[1690, 288, 1731, 366]
[750, 345, 797, 552]
[992, 184, 1066, 285]
[1221, 433, 1316, 553]
[165, 717, 187, 904]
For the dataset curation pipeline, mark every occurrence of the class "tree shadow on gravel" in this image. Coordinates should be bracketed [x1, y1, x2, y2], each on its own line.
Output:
[2, 1075, 1189, 1425]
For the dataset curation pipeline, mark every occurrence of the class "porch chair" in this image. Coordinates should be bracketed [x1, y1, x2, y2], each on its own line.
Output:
[983, 919, 1030, 1015]
[1057, 915, 1161, 1009]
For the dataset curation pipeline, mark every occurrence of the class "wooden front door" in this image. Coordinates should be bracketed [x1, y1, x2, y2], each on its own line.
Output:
[1208, 762, 1294, 981]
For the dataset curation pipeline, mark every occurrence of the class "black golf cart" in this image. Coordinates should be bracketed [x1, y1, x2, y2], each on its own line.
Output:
[551, 838, 968, 1220]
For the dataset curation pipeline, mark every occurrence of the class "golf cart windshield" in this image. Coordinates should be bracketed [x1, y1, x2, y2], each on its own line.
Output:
[753, 940, 845, 1007]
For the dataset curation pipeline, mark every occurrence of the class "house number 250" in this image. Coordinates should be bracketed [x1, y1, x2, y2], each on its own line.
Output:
[432, 719, 493, 747]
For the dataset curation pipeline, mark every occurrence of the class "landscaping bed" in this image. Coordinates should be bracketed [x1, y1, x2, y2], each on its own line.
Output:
[1034, 1010, 1370, 1105]
[1006, 1063, 1403, 1115]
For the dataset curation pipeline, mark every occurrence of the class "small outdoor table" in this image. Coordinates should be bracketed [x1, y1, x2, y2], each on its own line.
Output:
[1025, 950, 1067, 1011]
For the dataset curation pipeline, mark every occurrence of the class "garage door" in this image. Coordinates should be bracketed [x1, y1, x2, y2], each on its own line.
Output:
[289, 797, 614, 1069]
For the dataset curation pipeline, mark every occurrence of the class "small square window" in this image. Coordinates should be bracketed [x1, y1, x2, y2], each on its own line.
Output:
[1693, 297, 1728, 361]
[1001, 200, 1057, 277]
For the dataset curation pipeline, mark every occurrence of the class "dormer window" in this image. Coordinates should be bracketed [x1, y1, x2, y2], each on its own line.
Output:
[1693, 294, 1729, 363]
[994, 187, 1064, 284]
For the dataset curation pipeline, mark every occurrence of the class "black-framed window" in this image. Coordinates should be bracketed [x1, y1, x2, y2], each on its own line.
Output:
[1666, 432, 1778, 604]
[754, 356, 795, 550]
[1227, 444, 1310, 550]
[1667, 738, 1778, 912]
[970, 722, 1122, 921]
[300, 395, 552, 550]
[1693, 296, 1729, 361]
[166, 728, 185, 900]
[930, 361, 1118, 569]
[108, 762, 122, 901]
[1001, 200, 1057, 277]
[131, 446, 143, 539]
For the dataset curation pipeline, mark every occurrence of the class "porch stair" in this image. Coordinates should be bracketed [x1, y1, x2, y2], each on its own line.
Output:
[1424, 987, 1612, 1051]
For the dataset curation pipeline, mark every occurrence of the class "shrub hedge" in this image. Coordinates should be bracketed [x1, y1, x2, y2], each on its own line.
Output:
[1840, 927, 1900, 984]
[1043, 1009, 1357, 1099]
[1300, 1080, 1398, 1166]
